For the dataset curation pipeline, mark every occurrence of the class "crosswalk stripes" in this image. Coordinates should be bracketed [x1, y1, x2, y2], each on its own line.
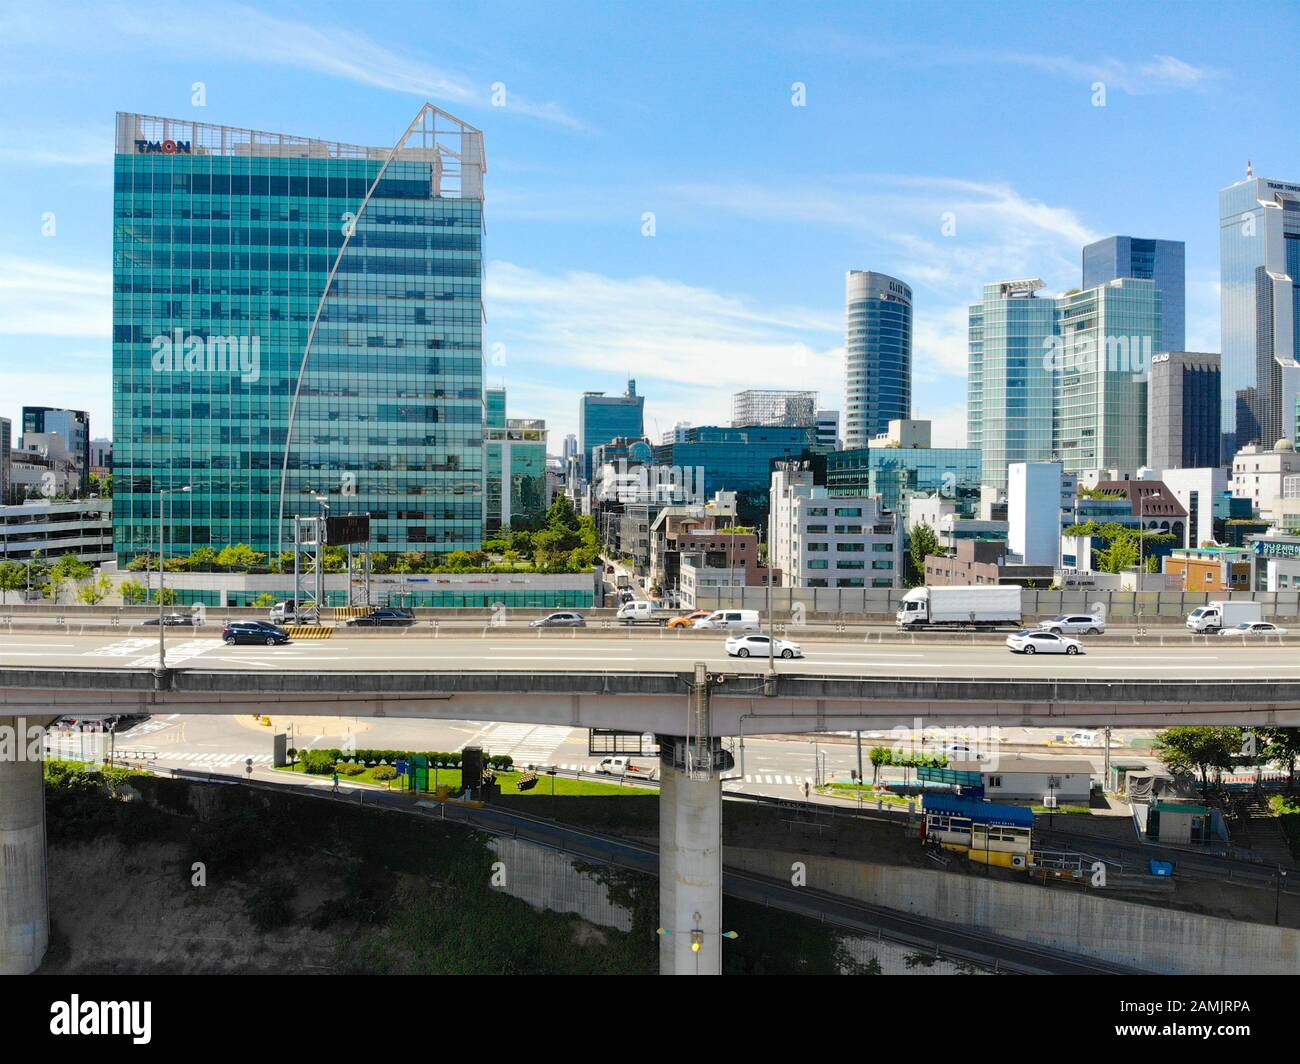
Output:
[466, 722, 574, 766]
[727, 774, 807, 786]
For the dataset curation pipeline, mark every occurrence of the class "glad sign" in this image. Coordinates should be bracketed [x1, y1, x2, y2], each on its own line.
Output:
[134, 139, 192, 154]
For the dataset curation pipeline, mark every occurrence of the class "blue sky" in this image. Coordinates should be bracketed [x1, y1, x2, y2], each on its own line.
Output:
[2, 0, 1298, 449]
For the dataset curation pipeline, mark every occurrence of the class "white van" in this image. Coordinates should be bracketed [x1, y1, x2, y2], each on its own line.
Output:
[616, 600, 654, 623]
[693, 609, 760, 632]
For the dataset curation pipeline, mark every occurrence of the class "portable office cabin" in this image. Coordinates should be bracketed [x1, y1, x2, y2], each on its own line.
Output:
[922, 792, 1035, 869]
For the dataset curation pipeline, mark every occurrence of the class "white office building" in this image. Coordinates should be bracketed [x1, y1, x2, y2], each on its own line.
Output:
[1008, 462, 1064, 566]
[1232, 439, 1300, 521]
[769, 467, 901, 589]
[1160, 467, 1228, 548]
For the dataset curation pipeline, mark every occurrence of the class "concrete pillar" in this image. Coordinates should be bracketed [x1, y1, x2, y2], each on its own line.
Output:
[0, 715, 55, 975]
[658, 736, 724, 975]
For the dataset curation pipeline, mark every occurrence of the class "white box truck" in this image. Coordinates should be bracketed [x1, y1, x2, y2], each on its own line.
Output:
[896, 586, 1022, 628]
[1185, 600, 1263, 632]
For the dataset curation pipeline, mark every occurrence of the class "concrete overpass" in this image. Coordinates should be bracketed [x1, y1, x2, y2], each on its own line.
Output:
[5, 632, 1300, 976]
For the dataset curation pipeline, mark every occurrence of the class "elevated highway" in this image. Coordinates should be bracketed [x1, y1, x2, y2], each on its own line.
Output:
[5, 629, 1299, 976]
[1, 631, 1299, 731]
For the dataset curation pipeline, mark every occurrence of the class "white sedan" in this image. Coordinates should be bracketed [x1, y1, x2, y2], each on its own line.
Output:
[1006, 630, 1085, 655]
[725, 634, 803, 659]
[1218, 622, 1289, 637]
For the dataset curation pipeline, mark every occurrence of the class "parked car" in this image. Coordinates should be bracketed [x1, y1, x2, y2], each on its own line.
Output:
[940, 742, 989, 763]
[1006, 629, 1084, 655]
[725, 633, 803, 659]
[222, 621, 292, 646]
[143, 612, 200, 627]
[528, 611, 586, 628]
[666, 610, 710, 629]
[693, 609, 761, 632]
[345, 607, 416, 627]
[1038, 613, 1105, 636]
[1218, 621, 1289, 637]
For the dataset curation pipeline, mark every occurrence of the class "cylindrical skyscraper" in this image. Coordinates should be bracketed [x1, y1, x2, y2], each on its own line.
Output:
[844, 270, 913, 448]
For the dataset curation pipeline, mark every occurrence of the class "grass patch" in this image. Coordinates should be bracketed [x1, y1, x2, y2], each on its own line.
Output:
[277, 763, 653, 797]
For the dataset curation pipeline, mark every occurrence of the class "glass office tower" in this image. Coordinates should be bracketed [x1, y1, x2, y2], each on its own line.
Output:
[112, 107, 485, 562]
[484, 388, 547, 532]
[967, 279, 1058, 491]
[844, 271, 912, 447]
[1082, 236, 1185, 352]
[1219, 173, 1300, 457]
[1055, 279, 1162, 477]
[579, 380, 644, 480]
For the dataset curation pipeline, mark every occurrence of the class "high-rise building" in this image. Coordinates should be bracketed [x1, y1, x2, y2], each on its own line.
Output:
[814, 409, 839, 450]
[1055, 278, 1162, 478]
[845, 270, 912, 447]
[1082, 236, 1185, 352]
[484, 389, 547, 533]
[1219, 170, 1300, 456]
[0, 418, 10, 505]
[111, 107, 486, 562]
[731, 389, 816, 428]
[1147, 352, 1222, 471]
[967, 279, 1058, 491]
[579, 380, 644, 481]
[21, 406, 90, 492]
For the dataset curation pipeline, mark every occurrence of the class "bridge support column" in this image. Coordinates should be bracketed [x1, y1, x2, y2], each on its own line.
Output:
[657, 664, 732, 975]
[0, 715, 55, 975]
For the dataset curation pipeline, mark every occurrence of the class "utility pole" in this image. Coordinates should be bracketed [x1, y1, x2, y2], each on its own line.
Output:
[158, 485, 190, 669]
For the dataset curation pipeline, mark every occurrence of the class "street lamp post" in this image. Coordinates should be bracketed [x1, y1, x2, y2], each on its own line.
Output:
[158, 486, 191, 668]
[1276, 867, 1288, 926]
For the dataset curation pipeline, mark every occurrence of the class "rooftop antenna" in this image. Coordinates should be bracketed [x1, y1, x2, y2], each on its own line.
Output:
[1247, 159, 1254, 179]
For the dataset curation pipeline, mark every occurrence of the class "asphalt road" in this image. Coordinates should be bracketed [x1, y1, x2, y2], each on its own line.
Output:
[6, 630, 1300, 679]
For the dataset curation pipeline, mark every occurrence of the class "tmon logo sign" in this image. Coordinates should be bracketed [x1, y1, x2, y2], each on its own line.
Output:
[134, 139, 192, 155]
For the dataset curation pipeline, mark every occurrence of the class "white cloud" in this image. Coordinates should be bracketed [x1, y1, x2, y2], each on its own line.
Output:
[82, 3, 586, 131]
[0, 257, 110, 337]
[485, 261, 844, 441]
[798, 34, 1224, 95]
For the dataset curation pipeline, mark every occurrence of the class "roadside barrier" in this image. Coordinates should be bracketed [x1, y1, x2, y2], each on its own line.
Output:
[286, 625, 333, 640]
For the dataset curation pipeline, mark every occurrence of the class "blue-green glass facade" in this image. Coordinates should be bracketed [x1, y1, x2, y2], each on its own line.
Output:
[654, 425, 814, 497]
[484, 391, 548, 532]
[825, 446, 982, 513]
[579, 381, 644, 480]
[111, 111, 485, 563]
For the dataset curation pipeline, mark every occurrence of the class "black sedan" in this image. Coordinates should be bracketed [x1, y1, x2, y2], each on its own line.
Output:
[222, 621, 291, 646]
[345, 608, 416, 627]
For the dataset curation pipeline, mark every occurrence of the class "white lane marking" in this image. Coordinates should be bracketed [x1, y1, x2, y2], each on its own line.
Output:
[0, 643, 77, 648]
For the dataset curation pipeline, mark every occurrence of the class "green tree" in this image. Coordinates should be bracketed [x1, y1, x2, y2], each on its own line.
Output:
[253, 592, 277, 608]
[152, 587, 178, 606]
[119, 579, 147, 605]
[1095, 533, 1139, 574]
[215, 543, 267, 571]
[1257, 728, 1300, 793]
[908, 523, 940, 586]
[187, 545, 219, 571]
[1153, 727, 1244, 793]
[75, 573, 115, 605]
[90, 471, 113, 497]
[0, 561, 24, 605]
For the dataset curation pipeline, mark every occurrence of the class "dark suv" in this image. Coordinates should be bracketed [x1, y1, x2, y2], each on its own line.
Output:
[345, 607, 416, 627]
[222, 621, 291, 646]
